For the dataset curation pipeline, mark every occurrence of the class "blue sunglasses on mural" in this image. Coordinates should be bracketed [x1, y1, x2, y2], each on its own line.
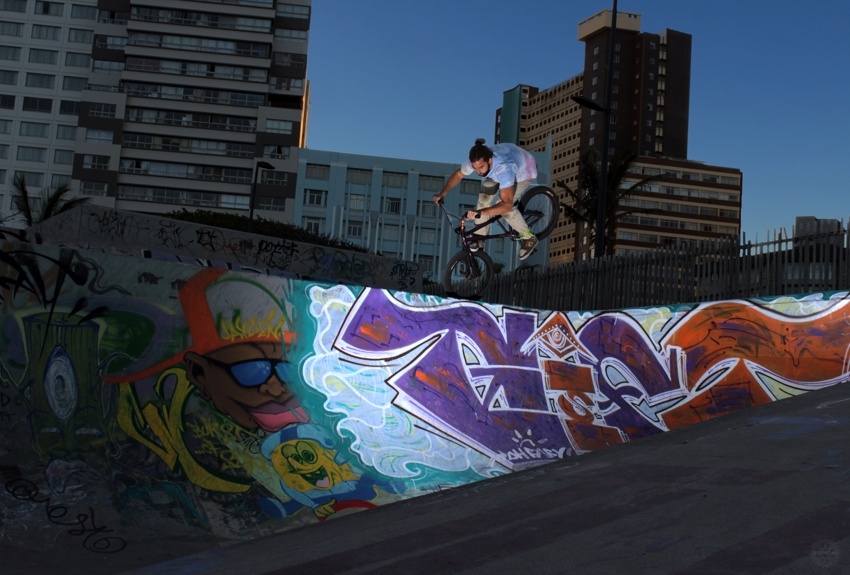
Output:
[205, 357, 288, 388]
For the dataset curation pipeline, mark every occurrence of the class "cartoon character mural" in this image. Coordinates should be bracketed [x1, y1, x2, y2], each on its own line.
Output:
[104, 268, 410, 527]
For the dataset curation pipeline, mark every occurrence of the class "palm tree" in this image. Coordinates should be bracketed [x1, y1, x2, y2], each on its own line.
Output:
[9, 174, 89, 226]
[555, 149, 660, 258]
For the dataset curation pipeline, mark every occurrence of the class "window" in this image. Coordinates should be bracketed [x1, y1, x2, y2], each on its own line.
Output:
[382, 172, 407, 188]
[420, 228, 436, 244]
[277, 3, 310, 18]
[35, 1, 63, 16]
[26, 72, 55, 88]
[51, 174, 71, 188]
[88, 103, 116, 118]
[418, 200, 437, 218]
[0, 0, 26, 12]
[419, 255, 434, 275]
[460, 180, 479, 195]
[384, 197, 401, 214]
[347, 221, 363, 238]
[305, 164, 330, 180]
[304, 189, 327, 207]
[80, 181, 108, 195]
[64, 52, 90, 67]
[346, 168, 371, 185]
[274, 29, 307, 42]
[83, 154, 110, 170]
[0, 144, 7, 159]
[16, 146, 46, 162]
[54, 149, 74, 164]
[86, 129, 113, 143]
[263, 144, 290, 159]
[348, 194, 365, 210]
[0, 69, 17, 84]
[0, 45, 21, 60]
[59, 100, 80, 115]
[28, 48, 58, 64]
[264, 119, 293, 134]
[62, 76, 87, 91]
[0, 94, 12, 108]
[22, 97, 51, 112]
[418, 175, 443, 192]
[56, 125, 76, 139]
[14, 171, 44, 187]
[20, 122, 49, 137]
[0, 21, 23, 36]
[260, 170, 288, 186]
[302, 217, 323, 234]
[91, 60, 123, 74]
[31, 24, 60, 40]
[0, 119, 10, 134]
[68, 28, 92, 43]
[70, 4, 97, 19]
[383, 225, 399, 241]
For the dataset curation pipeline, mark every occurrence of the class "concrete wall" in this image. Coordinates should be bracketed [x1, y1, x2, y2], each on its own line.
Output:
[27, 204, 423, 292]
[1, 232, 849, 554]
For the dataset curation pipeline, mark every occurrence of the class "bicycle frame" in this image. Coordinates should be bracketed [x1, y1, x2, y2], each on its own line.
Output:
[437, 201, 517, 251]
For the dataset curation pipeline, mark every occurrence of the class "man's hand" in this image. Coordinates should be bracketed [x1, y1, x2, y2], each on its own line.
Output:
[466, 210, 482, 220]
[432, 194, 443, 205]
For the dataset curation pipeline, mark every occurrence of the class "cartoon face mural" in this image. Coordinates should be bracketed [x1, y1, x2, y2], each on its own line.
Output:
[269, 437, 357, 493]
[184, 341, 307, 431]
[106, 268, 307, 432]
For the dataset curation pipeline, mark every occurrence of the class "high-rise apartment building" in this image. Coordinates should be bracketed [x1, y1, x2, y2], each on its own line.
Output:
[496, 10, 742, 265]
[0, 0, 310, 221]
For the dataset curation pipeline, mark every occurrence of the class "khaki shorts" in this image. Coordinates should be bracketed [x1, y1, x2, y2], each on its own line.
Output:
[480, 178, 500, 196]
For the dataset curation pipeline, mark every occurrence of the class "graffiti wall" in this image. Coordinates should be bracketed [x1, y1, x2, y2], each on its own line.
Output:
[1, 236, 849, 557]
[28, 204, 423, 292]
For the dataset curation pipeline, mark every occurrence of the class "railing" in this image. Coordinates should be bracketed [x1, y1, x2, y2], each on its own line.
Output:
[424, 224, 850, 311]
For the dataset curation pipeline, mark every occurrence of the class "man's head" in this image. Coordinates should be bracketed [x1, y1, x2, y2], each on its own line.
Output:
[468, 138, 493, 176]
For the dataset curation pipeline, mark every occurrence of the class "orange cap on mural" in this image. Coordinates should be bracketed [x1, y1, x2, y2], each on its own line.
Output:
[105, 268, 296, 383]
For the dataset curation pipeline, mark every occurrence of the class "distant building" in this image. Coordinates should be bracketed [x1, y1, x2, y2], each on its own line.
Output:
[795, 216, 844, 240]
[0, 0, 311, 222]
[293, 148, 552, 281]
[496, 9, 743, 264]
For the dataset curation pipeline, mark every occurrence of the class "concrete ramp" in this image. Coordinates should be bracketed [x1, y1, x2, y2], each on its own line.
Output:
[2, 232, 849, 574]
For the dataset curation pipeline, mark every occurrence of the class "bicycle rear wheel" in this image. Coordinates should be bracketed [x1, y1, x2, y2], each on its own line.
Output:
[442, 249, 494, 299]
[519, 186, 558, 240]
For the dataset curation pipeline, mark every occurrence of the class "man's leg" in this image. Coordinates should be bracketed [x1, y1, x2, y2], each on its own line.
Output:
[501, 180, 534, 238]
[471, 179, 499, 250]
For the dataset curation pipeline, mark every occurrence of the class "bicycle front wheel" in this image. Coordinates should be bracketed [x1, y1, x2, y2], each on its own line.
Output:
[519, 186, 559, 240]
[442, 249, 495, 299]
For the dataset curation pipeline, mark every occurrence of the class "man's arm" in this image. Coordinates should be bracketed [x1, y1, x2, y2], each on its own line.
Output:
[433, 168, 464, 204]
[466, 185, 516, 219]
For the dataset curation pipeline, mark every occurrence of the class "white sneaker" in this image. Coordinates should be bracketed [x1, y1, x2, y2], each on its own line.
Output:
[468, 239, 485, 252]
[518, 236, 538, 260]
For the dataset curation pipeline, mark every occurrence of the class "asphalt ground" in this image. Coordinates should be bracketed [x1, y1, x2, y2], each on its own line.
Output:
[102, 381, 850, 575]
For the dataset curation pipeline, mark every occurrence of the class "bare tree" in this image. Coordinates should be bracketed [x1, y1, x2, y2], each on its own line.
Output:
[555, 149, 660, 257]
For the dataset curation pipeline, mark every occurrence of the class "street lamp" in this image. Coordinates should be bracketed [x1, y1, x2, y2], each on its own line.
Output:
[572, 0, 618, 259]
[249, 160, 276, 221]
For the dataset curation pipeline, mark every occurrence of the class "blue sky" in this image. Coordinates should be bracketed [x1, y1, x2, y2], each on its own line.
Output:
[306, 1, 850, 241]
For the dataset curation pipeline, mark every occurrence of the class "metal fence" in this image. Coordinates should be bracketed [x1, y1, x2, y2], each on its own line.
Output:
[424, 225, 850, 311]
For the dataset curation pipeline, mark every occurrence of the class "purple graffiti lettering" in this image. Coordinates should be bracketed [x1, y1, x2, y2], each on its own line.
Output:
[336, 289, 569, 467]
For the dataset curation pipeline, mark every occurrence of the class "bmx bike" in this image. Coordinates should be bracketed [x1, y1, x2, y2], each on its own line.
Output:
[438, 185, 559, 299]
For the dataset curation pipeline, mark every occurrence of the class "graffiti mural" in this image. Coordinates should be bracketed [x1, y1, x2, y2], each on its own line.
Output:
[1, 237, 850, 558]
